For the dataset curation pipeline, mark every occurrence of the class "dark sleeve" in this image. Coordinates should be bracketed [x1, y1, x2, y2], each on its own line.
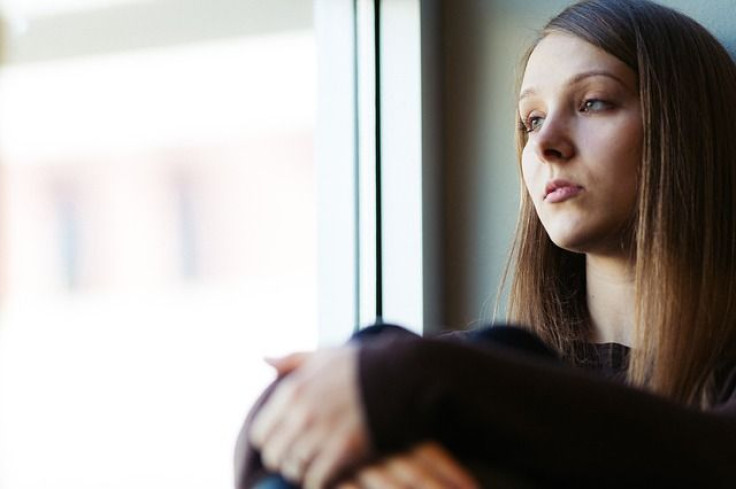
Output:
[359, 335, 736, 488]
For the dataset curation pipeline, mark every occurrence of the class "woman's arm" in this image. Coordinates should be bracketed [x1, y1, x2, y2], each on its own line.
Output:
[242, 325, 736, 487]
[359, 334, 736, 488]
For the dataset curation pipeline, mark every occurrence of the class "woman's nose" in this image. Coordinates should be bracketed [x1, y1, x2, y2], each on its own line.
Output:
[533, 114, 575, 163]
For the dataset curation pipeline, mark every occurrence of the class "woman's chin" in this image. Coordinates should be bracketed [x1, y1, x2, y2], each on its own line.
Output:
[549, 238, 587, 255]
[546, 229, 589, 254]
[546, 229, 604, 255]
[548, 231, 632, 258]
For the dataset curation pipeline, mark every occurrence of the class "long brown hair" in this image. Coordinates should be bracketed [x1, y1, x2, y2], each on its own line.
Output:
[506, 0, 736, 406]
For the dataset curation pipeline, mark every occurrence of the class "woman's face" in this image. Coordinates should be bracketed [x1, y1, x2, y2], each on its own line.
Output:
[518, 33, 642, 257]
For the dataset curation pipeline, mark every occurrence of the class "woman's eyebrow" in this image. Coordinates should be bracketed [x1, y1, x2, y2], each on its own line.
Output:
[518, 69, 630, 103]
[569, 69, 628, 89]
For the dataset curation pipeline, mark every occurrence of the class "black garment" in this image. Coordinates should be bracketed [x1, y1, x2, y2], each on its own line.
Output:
[235, 324, 736, 488]
[359, 325, 736, 488]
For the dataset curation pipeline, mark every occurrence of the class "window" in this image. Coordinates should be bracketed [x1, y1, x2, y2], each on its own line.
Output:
[0, 1, 326, 487]
[0, 0, 437, 486]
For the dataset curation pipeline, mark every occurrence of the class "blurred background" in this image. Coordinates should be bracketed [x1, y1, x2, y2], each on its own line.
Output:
[0, 1, 317, 487]
[0, 0, 732, 487]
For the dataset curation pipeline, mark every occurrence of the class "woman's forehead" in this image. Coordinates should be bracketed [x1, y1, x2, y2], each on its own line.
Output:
[520, 32, 636, 98]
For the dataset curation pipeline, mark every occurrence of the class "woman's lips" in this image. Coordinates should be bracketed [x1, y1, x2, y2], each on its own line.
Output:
[544, 180, 584, 203]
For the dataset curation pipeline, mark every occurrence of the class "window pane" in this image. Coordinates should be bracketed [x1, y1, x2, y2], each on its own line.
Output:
[0, 1, 318, 487]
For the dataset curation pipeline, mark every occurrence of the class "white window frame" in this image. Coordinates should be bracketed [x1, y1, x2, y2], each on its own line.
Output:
[314, 0, 360, 345]
[316, 0, 385, 343]
[316, 0, 441, 341]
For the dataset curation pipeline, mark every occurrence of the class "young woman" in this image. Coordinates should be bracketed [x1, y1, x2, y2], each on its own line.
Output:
[238, 1, 736, 487]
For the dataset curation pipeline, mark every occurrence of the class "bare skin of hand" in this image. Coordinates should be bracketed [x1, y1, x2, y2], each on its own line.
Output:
[265, 351, 312, 377]
[337, 441, 479, 489]
[250, 346, 370, 489]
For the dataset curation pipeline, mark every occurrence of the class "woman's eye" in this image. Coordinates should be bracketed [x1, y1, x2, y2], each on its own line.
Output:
[580, 99, 610, 112]
[522, 115, 544, 133]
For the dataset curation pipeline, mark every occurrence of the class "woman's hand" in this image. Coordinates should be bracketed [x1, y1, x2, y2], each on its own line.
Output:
[265, 351, 313, 377]
[249, 346, 370, 489]
[337, 441, 479, 489]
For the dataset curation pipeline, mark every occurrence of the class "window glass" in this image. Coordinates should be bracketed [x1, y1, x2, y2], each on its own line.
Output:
[0, 1, 318, 487]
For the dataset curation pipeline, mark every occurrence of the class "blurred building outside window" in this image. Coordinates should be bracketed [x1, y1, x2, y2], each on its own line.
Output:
[0, 1, 321, 487]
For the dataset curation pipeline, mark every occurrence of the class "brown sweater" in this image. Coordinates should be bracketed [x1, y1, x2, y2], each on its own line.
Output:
[235, 324, 736, 488]
[359, 326, 736, 488]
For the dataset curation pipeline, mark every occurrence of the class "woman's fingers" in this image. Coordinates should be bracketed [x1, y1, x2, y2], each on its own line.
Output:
[258, 397, 311, 472]
[335, 482, 361, 489]
[354, 466, 405, 489]
[383, 454, 445, 489]
[251, 350, 315, 468]
[249, 374, 298, 455]
[341, 441, 479, 489]
[341, 457, 434, 489]
[412, 442, 480, 488]
[303, 417, 366, 489]
[278, 426, 321, 482]
[250, 347, 370, 486]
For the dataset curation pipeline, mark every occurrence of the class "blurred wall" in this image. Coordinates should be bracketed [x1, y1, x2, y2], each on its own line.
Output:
[440, 0, 736, 329]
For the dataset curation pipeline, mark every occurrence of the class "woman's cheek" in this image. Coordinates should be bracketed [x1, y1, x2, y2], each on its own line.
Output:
[520, 149, 537, 196]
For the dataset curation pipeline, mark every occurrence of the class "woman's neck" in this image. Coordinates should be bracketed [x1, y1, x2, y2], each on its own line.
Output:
[586, 254, 635, 346]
